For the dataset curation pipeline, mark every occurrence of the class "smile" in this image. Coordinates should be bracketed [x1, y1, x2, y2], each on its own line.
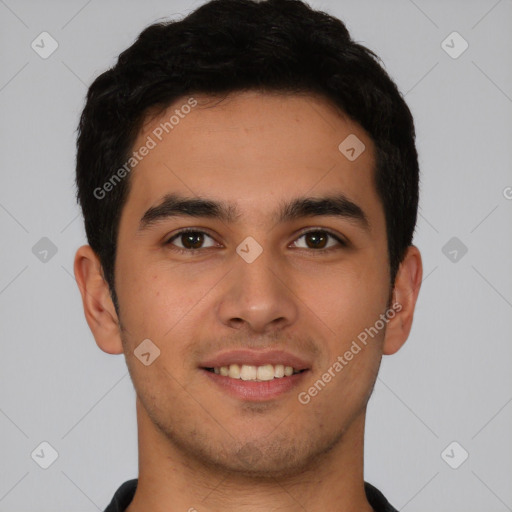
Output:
[204, 363, 304, 381]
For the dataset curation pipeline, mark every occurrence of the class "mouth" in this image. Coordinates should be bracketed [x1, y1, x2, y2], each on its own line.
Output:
[199, 350, 311, 401]
[203, 363, 306, 381]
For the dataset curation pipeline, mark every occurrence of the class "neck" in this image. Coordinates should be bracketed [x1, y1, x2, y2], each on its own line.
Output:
[126, 397, 373, 512]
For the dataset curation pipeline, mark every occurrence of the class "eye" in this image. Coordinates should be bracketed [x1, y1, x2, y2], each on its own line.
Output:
[291, 229, 347, 251]
[164, 227, 347, 254]
[165, 228, 218, 252]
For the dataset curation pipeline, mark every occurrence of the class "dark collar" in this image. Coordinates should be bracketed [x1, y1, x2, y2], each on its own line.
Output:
[104, 479, 398, 512]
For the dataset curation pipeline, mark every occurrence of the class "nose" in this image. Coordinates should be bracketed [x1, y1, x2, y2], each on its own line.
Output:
[216, 245, 299, 334]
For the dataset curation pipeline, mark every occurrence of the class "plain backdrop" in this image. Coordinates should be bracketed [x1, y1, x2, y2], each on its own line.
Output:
[0, 0, 511, 511]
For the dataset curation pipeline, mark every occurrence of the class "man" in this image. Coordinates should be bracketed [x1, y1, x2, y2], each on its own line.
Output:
[73, 0, 422, 510]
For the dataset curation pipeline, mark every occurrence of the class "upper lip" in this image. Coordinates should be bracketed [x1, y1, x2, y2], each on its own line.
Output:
[199, 349, 311, 371]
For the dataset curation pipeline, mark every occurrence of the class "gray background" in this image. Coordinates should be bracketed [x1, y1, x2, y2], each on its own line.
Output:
[1, 0, 511, 510]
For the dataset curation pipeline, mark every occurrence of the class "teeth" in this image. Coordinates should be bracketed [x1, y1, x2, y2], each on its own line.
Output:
[257, 364, 274, 381]
[240, 364, 257, 381]
[228, 363, 240, 379]
[274, 364, 285, 378]
[211, 363, 301, 381]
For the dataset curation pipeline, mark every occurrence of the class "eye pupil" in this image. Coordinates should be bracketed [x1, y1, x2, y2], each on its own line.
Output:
[170, 229, 340, 252]
[306, 232, 327, 249]
[183, 232, 204, 249]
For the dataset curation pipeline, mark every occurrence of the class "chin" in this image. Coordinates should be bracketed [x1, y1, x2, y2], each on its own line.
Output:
[195, 432, 343, 481]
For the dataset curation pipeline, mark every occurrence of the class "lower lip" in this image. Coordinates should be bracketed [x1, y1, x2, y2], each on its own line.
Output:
[201, 369, 309, 401]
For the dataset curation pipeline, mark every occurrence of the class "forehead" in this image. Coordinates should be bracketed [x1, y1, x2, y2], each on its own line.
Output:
[122, 90, 382, 228]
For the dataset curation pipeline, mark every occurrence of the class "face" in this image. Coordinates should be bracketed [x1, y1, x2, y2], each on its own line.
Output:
[112, 91, 393, 477]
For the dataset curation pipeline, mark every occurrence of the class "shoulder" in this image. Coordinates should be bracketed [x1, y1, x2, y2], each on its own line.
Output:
[103, 479, 138, 512]
[364, 481, 399, 512]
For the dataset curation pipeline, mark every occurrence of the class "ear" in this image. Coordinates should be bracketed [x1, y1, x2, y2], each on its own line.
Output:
[73, 245, 124, 355]
[382, 245, 423, 355]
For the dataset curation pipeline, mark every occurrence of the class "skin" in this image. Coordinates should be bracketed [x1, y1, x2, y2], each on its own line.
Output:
[74, 91, 422, 512]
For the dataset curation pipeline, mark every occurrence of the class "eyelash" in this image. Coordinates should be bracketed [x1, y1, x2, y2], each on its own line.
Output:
[164, 227, 348, 255]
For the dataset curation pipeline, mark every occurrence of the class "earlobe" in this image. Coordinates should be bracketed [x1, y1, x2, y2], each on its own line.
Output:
[382, 245, 423, 355]
[73, 245, 124, 355]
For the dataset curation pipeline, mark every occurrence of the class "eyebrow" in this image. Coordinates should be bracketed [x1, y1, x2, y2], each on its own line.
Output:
[138, 192, 370, 232]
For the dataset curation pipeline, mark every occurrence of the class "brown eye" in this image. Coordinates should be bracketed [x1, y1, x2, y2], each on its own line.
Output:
[304, 231, 328, 249]
[166, 230, 217, 250]
[180, 232, 204, 249]
[291, 230, 345, 251]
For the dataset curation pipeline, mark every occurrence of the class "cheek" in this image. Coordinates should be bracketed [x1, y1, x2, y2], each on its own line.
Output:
[301, 270, 386, 413]
[115, 254, 177, 341]
[298, 261, 389, 363]
[116, 257, 222, 348]
[310, 262, 387, 319]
